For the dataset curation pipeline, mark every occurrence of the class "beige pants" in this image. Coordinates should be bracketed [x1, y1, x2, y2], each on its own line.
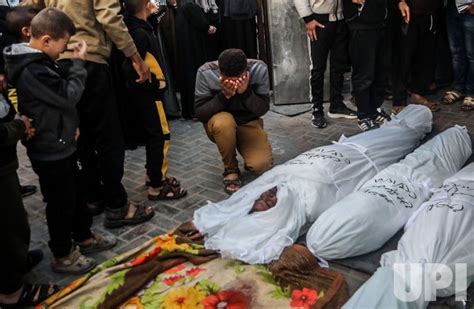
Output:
[205, 112, 273, 174]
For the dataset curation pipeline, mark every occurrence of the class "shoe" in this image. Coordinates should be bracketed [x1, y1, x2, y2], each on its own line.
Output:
[358, 118, 379, 132]
[461, 96, 474, 111]
[75, 234, 117, 254]
[311, 110, 327, 128]
[51, 247, 96, 274]
[373, 108, 391, 124]
[327, 106, 357, 119]
[20, 185, 37, 198]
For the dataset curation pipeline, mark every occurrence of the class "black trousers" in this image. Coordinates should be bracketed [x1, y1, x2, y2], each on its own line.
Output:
[0, 172, 30, 294]
[349, 28, 387, 119]
[310, 20, 349, 113]
[393, 13, 438, 105]
[60, 60, 128, 209]
[31, 154, 93, 258]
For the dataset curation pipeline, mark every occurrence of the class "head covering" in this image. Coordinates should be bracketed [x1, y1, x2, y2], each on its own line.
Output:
[194, 0, 218, 14]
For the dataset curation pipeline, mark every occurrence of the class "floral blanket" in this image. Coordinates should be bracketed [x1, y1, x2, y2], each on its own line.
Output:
[38, 234, 347, 308]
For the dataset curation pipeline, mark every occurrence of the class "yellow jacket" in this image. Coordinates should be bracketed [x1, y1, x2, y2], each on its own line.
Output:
[24, 0, 137, 64]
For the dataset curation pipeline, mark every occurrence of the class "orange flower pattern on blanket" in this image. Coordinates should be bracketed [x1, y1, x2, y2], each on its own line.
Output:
[186, 266, 206, 277]
[161, 287, 205, 309]
[202, 290, 251, 309]
[130, 247, 162, 267]
[155, 234, 191, 252]
[163, 275, 186, 286]
[165, 263, 186, 274]
[290, 288, 319, 308]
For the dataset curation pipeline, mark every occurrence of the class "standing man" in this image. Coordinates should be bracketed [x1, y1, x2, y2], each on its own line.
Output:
[23, 0, 155, 228]
[195, 49, 273, 195]
[294, 0, 356, 129]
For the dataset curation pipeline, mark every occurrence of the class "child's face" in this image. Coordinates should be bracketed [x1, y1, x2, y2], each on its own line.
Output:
[40, 34, 70, 60]
[146, 0, 159, 17]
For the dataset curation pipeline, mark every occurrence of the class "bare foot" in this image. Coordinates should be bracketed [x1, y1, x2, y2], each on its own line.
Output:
[126, 202, 153, 219]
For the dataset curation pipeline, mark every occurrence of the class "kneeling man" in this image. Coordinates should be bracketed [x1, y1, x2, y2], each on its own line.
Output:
[195, 49, 273, 194]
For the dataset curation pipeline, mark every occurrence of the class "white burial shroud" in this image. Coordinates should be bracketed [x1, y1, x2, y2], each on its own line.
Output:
[343, 163, 474, 309]
[193, 105, 432, 264]
[306, 126, 472, 262]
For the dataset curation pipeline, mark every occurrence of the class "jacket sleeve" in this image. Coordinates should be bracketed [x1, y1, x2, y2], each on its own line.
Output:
[195, 68, 228, 123]
[239, 88, 270, 118]
[293, 0, 314, 19]
[182, 3, 210, 33]
[0, 119, 24, 146]
[93, 0, 138, 58]
[19, 59, 87, 112]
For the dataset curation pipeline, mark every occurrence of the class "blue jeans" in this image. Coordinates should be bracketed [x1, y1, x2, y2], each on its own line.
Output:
[447, 2, 474, 96]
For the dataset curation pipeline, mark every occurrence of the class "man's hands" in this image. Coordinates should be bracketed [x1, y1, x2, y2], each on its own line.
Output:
[208, 25, 217, 34]
[305, 20, 325, 41]
[352, 0, 365, 4]
[219, 72, 250, 99]
[130, 52, 151, 84]
[73, 40, 88, 61]
[399, 1, 410, 24]
[15, 114, 35, 140]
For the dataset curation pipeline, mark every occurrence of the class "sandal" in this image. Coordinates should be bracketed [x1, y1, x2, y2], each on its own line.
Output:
[441, 90, 464, 105]
[461, 96, 474, 111]
[0, 283, 60, 307]
[410, 95, 440, 112]
[26, 249, 43, 272]
[75, 234, 117, 254]
[52, 247, 96, 274]
[223, 168, 242, 195]
[148, 177, 187, 201]
[104, 203, 154, 229]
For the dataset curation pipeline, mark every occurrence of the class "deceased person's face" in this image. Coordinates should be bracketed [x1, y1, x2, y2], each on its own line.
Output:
[250, 187, 278, 213]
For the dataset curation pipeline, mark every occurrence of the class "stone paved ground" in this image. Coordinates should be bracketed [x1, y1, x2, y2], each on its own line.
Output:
[20, 98, 474, 300]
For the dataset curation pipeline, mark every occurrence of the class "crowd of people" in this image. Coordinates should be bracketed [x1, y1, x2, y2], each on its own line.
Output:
[0, 0, 472, 307]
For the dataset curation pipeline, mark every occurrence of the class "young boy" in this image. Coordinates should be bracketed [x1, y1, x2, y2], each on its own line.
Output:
[120, 0, 186, 201]
[4, 8, 116, 274]
[343, 0, 390, 131]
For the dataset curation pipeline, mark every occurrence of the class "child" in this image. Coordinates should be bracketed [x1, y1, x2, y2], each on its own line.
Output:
[4, 8, 116, 274]
[121, 0, 186, 201]
[343, 0, 390, 131]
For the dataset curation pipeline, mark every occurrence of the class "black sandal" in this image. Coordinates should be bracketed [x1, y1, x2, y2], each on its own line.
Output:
[223, 168, 241, 195]
[0, 283, 60, 308]
[148, 177, 187, 201]
[104, 203, 154, 229]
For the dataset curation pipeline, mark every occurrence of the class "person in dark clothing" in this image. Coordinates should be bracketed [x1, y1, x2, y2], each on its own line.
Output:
[195, 49, 273, 194]
[176, 0, 217, 119]
[393, 0, 444, 112]
[4, 8, 117, 274]
[217, 0, 258, 59]
[120, 0, 187, 200]
[294, 0, 357, 129]
[343, 0, 390, 131]
[0, 111, 58, 307]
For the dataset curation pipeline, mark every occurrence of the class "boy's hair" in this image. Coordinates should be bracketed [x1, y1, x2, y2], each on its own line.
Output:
[122, 0, 148, 15]
[30, 8, 76, 40]
[6, 6, 37, 40]
[218, 49, 248, 77]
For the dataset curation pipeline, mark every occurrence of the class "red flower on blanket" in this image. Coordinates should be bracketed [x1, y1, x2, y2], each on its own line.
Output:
[165, 263, 186, 274]
[163, 275, 185, 286]
[186, 266, 206, 277]
[290, 288, 318, 308]
[130, 247, 162, 267]
[202, 290, 250, 309]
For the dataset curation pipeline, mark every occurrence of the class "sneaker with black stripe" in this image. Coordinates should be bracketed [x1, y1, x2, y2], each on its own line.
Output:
[373, 108, 391, 124]
[327, 105, 357, 119]
[358, 118, 379, 132]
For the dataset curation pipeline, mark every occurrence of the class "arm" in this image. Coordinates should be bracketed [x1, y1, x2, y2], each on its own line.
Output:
[195, 70, 228, 123]
[293, 0, 314, 19]
[182, 2, 210, 33]
[19, 59, 87, 111]
[239, 89, 270, 117]
[0, 119, 24, 146]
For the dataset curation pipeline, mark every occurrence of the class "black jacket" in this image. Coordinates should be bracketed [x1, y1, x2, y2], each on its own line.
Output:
[343, 0, 389, 29]
[0, 98, 23, 176]
[4, 43, 87, 161]
[407, 0, 443, 15]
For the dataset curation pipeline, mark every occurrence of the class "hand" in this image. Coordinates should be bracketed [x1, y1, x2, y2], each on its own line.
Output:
[235, 72, 249, 94]
[219, 77, 237, 99]
[0, 74, 7, 91]
[75, 128, 80, 141]
[73, 40, 88, 61]
[208, 25, 217, 34]
[130, 52, 151, 84]
[16, 114, 35, 140]
[305, 20, 325, 41]
[399, 1, 410, 24]
[469, 4, 474, 14]
[352, 0, 365, 4]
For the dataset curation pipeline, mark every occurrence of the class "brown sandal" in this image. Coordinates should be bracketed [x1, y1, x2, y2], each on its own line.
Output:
[441, 90, 464, 105]
[148, 177, 187, 201]
[461, 96, 474, 111]
[223, 168, 241, 195]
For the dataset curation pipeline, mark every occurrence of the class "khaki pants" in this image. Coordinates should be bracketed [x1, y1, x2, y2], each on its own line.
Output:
[205, 112, 273, 174]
